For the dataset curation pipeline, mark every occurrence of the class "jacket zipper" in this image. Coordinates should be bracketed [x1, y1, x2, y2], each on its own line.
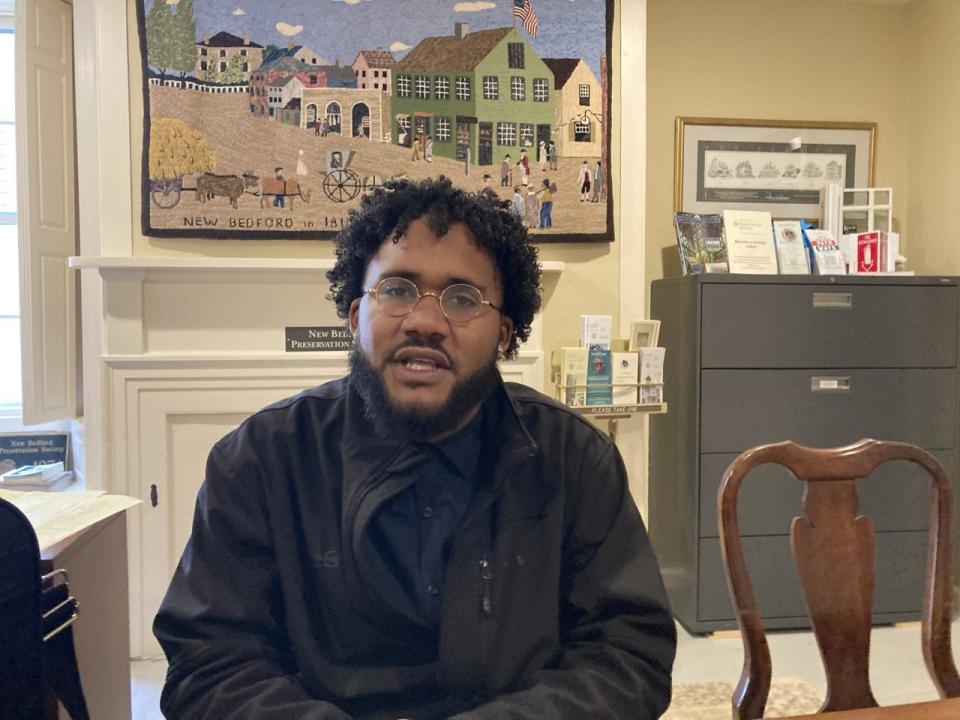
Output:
[479, 557, 493, 616]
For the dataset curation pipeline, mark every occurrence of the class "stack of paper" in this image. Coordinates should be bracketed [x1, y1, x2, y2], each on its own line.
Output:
[0, 462, 73, 491]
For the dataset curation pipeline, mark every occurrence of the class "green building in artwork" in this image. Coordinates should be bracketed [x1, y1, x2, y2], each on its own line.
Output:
[392, 24, 555, 168]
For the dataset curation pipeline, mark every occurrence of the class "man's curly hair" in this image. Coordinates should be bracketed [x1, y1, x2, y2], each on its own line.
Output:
[327, 177, 541, 359]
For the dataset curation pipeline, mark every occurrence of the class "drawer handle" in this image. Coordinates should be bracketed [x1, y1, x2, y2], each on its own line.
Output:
[812, 292, 852, 309]
[811, 376, 850, 393]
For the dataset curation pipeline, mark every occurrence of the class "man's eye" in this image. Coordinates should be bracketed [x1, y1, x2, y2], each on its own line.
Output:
[382, 284, 416, 299]
[447, 292, 480, 308]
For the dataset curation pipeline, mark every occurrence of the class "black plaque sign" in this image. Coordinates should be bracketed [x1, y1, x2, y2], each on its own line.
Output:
[285, 326, 353, 352]
[0, 432, 70, 472]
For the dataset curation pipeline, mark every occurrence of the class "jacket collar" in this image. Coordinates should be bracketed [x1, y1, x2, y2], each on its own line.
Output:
[339, 375, 538, 503]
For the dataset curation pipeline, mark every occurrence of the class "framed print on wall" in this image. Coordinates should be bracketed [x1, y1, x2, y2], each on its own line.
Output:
[135, 0, 616, 242]
[674, 117, 876, 220]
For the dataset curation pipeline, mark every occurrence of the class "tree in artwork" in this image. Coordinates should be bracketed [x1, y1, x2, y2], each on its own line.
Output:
[170, 0, 198, 83]
[145, 0, 175, 82]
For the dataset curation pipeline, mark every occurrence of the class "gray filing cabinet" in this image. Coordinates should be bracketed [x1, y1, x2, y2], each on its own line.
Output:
[649, 274, 960, 633]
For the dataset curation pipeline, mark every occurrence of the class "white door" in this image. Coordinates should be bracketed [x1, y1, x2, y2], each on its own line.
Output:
[16, 0, 77, 425]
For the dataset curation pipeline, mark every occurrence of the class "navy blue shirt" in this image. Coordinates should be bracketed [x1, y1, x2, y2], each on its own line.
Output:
[364, 408, 484, 628]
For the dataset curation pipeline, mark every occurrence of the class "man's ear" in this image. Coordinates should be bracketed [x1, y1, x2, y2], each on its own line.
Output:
[348, 297, 362, 334]
[498, 315, 514, 354]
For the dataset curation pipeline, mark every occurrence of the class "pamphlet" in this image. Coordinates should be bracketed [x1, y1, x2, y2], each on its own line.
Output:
[723, 210, 778, 274]
[611, 352, 639, 405]
[673, 212, 728, 274]
[580, 315, 612, 350]
[641, 385, 664, 404]
[772, 220, 810, 274]
[639, 347, 665, 385]
[805, 229, 848, 275]
[558, 347, 588, 407]
[586, 347, 613, 406]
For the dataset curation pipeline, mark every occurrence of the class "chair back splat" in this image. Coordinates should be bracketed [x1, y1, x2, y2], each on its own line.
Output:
[718, 439, 960, 719]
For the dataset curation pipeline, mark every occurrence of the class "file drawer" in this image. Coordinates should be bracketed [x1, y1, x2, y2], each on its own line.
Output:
[701, 368, 956, 453]
[701, 283, 958, 369]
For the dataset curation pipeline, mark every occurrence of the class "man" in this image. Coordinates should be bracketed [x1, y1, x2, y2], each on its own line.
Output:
[500, 154, 511, 187]
[273, 166, 286, 208]
[154, 178, 676, 720]
[592, 160, 603, 203]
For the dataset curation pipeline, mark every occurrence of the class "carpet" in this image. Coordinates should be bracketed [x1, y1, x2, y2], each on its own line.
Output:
[663, 677, 822, 719]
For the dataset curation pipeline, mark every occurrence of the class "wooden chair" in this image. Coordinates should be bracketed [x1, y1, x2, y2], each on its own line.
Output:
[718, 439, 960, 719]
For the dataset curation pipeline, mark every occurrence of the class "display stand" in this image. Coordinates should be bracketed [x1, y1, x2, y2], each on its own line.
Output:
[556, 381, 668, 445]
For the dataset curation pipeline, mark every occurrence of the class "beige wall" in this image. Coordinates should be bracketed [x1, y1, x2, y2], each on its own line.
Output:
[646, 0, 910, 287]
[905, 0, 960, 275]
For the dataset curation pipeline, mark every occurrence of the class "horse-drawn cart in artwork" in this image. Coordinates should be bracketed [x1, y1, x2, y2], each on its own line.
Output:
[150, 177, 184, 209]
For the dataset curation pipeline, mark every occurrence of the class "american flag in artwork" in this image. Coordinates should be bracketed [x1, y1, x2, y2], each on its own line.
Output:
[513, 0, 539, 38]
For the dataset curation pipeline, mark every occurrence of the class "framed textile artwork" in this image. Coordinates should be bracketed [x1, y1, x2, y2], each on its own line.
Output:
[135, 0, 615, 242]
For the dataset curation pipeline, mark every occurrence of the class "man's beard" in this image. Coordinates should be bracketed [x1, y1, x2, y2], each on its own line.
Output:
[349, 340, 501, 441]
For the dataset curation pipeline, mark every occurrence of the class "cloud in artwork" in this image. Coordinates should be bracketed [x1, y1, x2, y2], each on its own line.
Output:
[454, 1, 496, 11]
[233, 7, 246, 16]
[276, 22, 304, 37]
[390, 41, 412, 52]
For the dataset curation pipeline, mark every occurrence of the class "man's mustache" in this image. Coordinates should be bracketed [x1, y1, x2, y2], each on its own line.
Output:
[386, 337, 455, 370]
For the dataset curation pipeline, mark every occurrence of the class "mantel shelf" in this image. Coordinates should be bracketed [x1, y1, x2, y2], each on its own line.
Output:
[68, 256, 566, 274]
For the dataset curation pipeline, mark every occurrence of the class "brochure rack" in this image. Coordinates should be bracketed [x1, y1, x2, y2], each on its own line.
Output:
[554, 381, 667, 444]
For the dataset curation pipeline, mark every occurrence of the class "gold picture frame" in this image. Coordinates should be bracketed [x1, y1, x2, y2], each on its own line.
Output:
[674, 117, 877, 219]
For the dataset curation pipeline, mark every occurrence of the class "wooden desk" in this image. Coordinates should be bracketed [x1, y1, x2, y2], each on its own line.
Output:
[41, 512, 131, 720]
[777, 697, 960, 719]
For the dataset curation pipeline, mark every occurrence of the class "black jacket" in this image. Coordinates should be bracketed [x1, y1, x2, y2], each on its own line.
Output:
[154, 377, 676, 719]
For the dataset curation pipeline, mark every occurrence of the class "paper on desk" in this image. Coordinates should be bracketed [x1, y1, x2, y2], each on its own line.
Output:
[0, 489, 140, 550]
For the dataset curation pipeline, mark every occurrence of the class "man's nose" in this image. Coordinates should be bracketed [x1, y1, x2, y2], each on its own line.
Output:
[401, 293, 448, 335]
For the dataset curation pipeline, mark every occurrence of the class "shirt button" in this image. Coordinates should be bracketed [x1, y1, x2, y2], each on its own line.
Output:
[421, 506, 434, 519]
[427, 584, 440, 596]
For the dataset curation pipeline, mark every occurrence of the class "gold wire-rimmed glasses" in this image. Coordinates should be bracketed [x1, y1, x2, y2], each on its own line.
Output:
[364, 276, 502, 323]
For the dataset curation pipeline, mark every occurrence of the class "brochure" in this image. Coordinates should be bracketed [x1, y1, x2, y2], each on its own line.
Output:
[673, 212, 728, 274]
[723, 210, 778, 274]
[805, 229, 848, 275]
[772, 220, 811, 274]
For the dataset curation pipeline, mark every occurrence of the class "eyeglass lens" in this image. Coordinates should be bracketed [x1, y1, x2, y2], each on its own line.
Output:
[376, 277, 485, 321]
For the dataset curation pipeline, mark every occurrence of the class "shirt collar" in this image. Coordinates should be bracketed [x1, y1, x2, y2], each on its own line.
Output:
[421, 402, 485, 479]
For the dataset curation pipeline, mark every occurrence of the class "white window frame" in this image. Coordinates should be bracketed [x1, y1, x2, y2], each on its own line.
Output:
[0, 12, 18, 419]
[455, 76, 470, 101]
[434, 76, 449, 99]
[510, 76, 525, 101]
[579, 83, 591, 105]
[482, 75, 498, 100]
[496, 122, 516, 146]
[519, 123, 534, 147]
[533, 78, 549, 103]
[574, 118, 592, 141]
[435, 116, 451, 141]
[397, 75, 411, 97]
[415, 75, 429, 99]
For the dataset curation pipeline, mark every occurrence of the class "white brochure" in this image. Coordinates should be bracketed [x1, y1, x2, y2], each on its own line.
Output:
[723, 210, 778, 274]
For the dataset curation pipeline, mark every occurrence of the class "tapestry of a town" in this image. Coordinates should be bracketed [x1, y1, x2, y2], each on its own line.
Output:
[136, 0, 613, 241]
